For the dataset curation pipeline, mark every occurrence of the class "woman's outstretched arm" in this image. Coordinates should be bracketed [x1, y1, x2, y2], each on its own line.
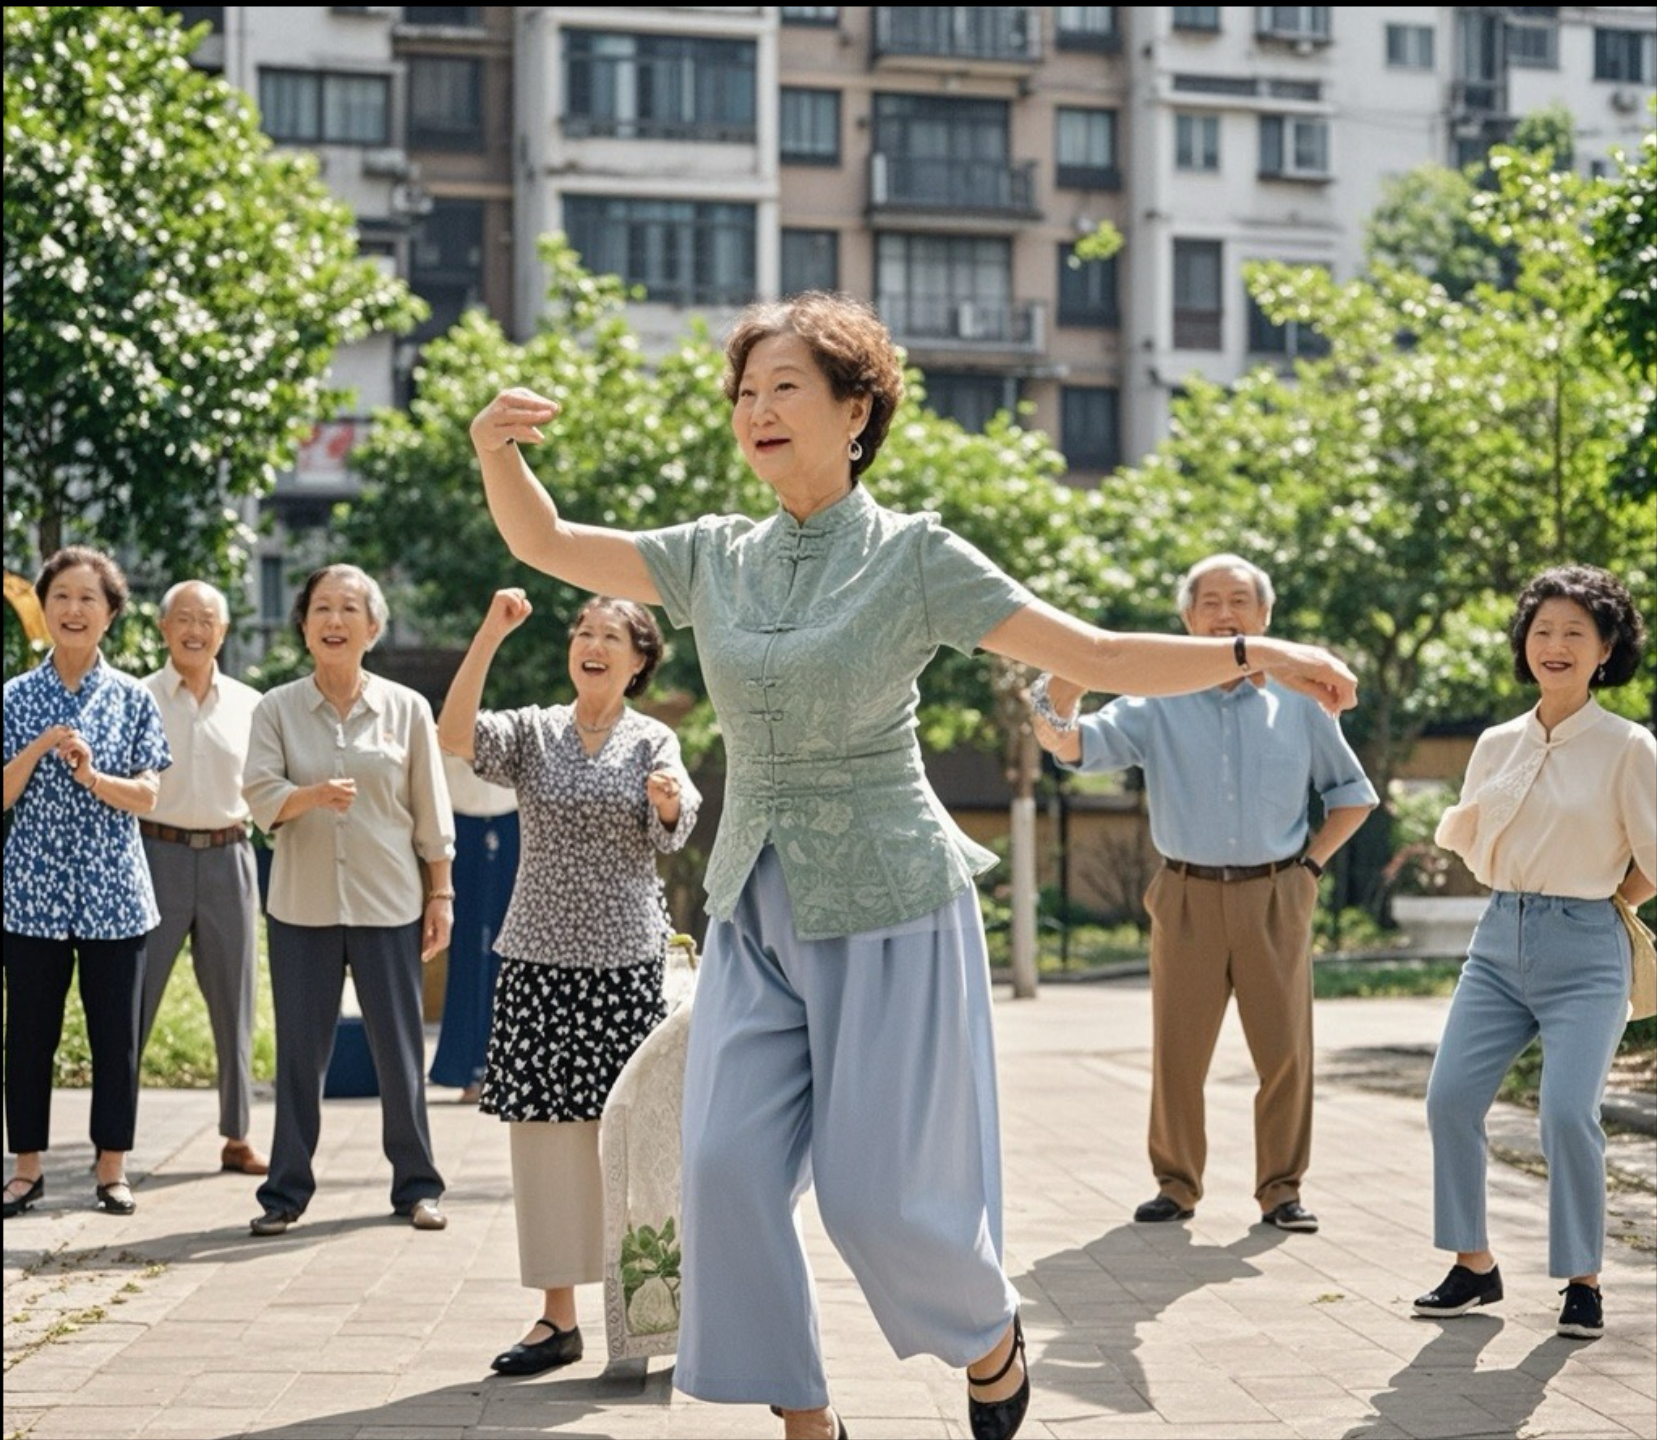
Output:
[472, 388, 662, 603]
[981, 597, 1358, 716]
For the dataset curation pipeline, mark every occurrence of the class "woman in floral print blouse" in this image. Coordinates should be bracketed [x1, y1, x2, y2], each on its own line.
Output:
[3, 547, 170, 1221]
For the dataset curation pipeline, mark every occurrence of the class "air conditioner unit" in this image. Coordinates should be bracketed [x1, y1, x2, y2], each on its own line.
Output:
[361, 147, 415, 180]
[391, 181, 434, 217]
[1609, 87, 1640, 113]
[1293, 37, 1314, 55]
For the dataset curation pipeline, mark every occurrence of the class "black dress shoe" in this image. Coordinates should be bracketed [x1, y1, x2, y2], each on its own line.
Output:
[490, 1320, 584, 1376]
[1262, 1200, 1319, 1233]
[3, 1174, 45, 1218]
[1134, 1194, 1194, 1223]
[968, 1311, 1029, 1440]
[249, 1208, 301, 1237]
[94, 1179, 136, 1215]
[1412, 1263, 1503, 1317]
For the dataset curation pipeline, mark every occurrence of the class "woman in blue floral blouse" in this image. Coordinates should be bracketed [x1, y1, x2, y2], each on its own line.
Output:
[470, 293, 1359, 1440]
[3, 547, 170, 1220]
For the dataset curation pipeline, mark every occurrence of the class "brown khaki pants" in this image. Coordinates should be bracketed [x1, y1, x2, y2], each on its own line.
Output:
[1142, 863, 1318, 1212]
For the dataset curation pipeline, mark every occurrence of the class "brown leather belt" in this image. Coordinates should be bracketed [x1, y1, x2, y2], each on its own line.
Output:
[1163, 856, 1298, 883]
[140, 820, 249, 850]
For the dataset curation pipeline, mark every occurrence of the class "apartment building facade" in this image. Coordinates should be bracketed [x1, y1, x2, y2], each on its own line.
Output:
[171, 6, 1655, 630]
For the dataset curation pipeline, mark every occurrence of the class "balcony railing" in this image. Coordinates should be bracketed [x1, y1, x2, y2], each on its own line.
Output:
[869, 154, 1039, 217]
[880, 295, 1044, 351]
[1450, 79, 1509, 115]
[873, 7, 1041, 63]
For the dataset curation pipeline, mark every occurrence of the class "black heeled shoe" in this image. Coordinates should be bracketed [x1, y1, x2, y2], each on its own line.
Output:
[967, 1311, 1029, 1440]
[769, 1404, 848, 1439]
[490, 1319, 584, 1376]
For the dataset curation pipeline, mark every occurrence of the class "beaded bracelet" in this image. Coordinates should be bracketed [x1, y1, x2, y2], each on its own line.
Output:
[1029, 673, 1081, 735]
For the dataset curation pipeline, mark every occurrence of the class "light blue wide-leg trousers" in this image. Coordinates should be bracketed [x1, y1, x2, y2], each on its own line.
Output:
[1426, 891, 1630, 1278]
[676, 846, 1020, 1409]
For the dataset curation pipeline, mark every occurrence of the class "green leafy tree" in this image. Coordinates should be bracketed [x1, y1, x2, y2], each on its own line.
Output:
[1364, 164, 1502, 300]
[1100, 146, 1652, 867]
[342, 236, 1120, 757]
[1589, 120, 1657, 496]
[2, 5, 422, 590]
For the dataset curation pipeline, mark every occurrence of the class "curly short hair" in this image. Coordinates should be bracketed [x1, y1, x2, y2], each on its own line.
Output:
[35, 546, 130, 620]
[1509, 565, 1645, 688]
[721, 291, 905, 480]
[571, 597, 664, 698]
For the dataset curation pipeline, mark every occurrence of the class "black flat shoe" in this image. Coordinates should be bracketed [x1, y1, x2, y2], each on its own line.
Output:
[1133, 1194, 1194, 1223]
[490, 1320, 584, 1376]
[968, 1311, 1029, 1440]
[3, 1174, 44, 1218]
[94, 1179, 136, 1215]
[769, 1404, 848, 1438]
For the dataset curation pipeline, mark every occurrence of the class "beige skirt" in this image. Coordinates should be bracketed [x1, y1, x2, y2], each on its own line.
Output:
[509, 1119, 603, 1288]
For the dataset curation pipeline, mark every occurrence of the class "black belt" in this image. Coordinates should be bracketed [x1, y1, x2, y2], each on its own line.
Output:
[140, 821, 249, 850]
[1163, 856, 1298, 883]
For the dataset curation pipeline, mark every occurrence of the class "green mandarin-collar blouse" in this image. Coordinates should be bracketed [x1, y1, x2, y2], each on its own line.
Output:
[636, 484, 1032, 940]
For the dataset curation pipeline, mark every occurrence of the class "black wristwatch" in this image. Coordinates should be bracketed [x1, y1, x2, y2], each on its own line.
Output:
[1233, 634, 1250, 670]
[1299, 855, 1324, 878]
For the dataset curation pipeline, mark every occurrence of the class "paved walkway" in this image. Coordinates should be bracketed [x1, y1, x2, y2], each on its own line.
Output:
[4, 984, 1654, 1440]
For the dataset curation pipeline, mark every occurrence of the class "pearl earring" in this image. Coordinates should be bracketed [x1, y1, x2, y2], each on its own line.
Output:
[848, 438, 863, 462]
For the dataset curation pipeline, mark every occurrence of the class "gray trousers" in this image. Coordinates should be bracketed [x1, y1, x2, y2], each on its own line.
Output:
[139, 835, 258, 1140]
[257, 918, 444, 1217]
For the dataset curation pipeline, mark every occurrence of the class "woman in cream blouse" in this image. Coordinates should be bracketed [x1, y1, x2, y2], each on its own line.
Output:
[1415, 565, 1654, 1340]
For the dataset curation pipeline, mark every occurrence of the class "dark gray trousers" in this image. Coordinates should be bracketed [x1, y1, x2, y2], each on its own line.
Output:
[139, 835, 258, 1139]
[256, 918, 443, 1216]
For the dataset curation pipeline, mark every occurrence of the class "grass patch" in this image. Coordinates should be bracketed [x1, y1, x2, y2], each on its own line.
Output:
[52, 934, 275, 1089]
[1313, 960, 1463, 1000]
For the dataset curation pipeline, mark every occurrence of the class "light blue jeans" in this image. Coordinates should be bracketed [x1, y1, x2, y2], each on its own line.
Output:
[675, 846, 1019, 1410]
[1426, 891, 1630, 1278]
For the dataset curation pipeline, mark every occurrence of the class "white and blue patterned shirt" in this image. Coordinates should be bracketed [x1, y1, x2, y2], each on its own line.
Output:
[3, 654, 172, 939]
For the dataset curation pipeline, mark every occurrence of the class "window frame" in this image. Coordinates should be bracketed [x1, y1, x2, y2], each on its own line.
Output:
[258, 66, 391, 146]
[780, 86, 842, 166]
[405, 54, 485, 152]
[1056, 243, 1120, 328]
[780, 228, 840, 295]
[1172, 238, 1223, 351]
[1258, 114, 1331, 181]
[1060, 385, 1121, 471]
[1054, 106, 1120, 190]
[562, 194, 757, 308]
[1174, 112, 1220, 171]
[1384, 23, 1435, 70]
[563, 30, 758, 144]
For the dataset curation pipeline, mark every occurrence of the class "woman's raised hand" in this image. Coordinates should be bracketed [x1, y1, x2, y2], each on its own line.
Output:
[481, 587, 534, 641]
[471, 388, 560, 453]
[1256, 639, 1359, 716]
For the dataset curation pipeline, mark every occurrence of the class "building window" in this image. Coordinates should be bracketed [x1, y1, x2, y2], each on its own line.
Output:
[780, 6, 838, 23]
[1594, 28, 1654, 83]
[259, 69, 390, 145]
[399, 7, 482, 26]
[1055, 107, 1119, 189]
[1056, 244, 1118, 327]
[1061, 387, 1120, 471]
[563, 196, 756, 307]
[406, 56, 483, 151]
[1172, 6, 1220, 30]
[1054, 7, 1119, 52]
[873, 94, 1033, 213]
[410, 199, 485, 344]
[1505, 21, 1558, 69]
[1246, 289, 1329, 360]
[781, 88, 840, 165]
[259, 555, 287, 626]
[564, 31, 757, 143]
[1385, 23, 1434, 69]
[876, 233, 1022, 344]
[1173, 238, 1222, 350]
[781, 229, 839, 295]
[1259, 115, 1330, 179]
[924, 372, 1018, 433]
[1256, 7, 1331, 43]
[1175, 113, 1220, 170]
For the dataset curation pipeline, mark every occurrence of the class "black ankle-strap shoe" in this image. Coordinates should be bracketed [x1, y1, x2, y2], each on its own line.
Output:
[968, 1311, 1029, 1440]
[490, 1320, 584, 1376]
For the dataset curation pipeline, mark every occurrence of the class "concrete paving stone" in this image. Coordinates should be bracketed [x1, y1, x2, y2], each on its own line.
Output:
[23, 1404, 160, 1438]
[1138, 1379, 1281, 1424]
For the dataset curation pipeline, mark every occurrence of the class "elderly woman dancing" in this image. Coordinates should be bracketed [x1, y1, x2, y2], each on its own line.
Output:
[469, 292, 1358, 1440]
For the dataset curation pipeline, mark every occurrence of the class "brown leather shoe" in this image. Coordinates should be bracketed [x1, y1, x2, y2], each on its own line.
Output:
[221, 1140, 270, 1176]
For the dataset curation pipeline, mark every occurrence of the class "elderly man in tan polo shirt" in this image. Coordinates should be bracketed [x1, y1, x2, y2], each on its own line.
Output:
[139, 580, 268, 1175]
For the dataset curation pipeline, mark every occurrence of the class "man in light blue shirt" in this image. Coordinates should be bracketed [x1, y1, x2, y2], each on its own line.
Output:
[1033, 555, 1377, 1234]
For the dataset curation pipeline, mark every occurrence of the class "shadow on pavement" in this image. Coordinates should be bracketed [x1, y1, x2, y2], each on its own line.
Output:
[1015, 1222, 1288, 1412]
[242, 1361, 674, 1440]
[1344, 1318, 1575, 1440]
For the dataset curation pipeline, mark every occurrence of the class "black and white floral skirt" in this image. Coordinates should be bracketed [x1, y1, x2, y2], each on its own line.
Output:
[479, 955, 667, 1123]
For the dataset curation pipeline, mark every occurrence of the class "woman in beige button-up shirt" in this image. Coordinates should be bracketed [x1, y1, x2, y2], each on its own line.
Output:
[242, 564, 455, 1238]
[1414, 565, 1654, 1341]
